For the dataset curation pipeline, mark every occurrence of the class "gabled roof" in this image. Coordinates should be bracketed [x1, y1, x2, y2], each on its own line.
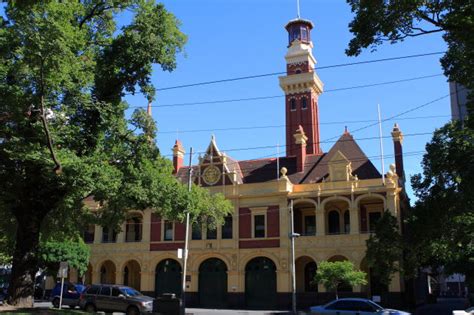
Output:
[176, 132, 381, 185]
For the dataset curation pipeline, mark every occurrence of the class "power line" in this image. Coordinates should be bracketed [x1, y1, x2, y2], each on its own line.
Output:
[157, 114, 449, 135]
[162, 131, 433, 158]
[131, 73, 443, 109]
[153, 52, 444, 92]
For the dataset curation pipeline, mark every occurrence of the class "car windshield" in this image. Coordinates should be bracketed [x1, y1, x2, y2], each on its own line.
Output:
[368, 300, 384, 310]
[121, 287, 142, 297]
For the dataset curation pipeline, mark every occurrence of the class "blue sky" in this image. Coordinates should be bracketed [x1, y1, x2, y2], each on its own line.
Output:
[130, 0, 449, 199]
[2, 1, 450, 199]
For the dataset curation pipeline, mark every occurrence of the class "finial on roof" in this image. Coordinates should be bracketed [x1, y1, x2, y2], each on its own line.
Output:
[296, 0, 301, 18]
[344, 126, 349, 135]
[211, 134, 215, 142]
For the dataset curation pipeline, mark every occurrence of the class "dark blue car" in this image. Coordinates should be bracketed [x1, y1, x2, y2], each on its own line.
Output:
[51, 282, 86, 309]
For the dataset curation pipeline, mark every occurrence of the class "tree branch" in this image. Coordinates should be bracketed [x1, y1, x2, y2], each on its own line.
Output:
[39, 59, 62, 174]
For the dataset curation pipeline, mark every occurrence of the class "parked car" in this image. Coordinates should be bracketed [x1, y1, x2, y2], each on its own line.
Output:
[79, 284, 153, 315]
[50, 282, 86, 309]
[453, 307, 474, 315]
[310, 298, 411, 315]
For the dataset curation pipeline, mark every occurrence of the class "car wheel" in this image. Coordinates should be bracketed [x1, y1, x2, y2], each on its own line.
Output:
[52, 297, 60, 308]
[84, 303, 96, 313]
[126, 305, 140, 315]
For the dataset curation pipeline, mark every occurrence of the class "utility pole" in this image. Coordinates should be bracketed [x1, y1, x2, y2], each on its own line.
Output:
[181, 147, 193, 315]
[289, 199, 299, 314]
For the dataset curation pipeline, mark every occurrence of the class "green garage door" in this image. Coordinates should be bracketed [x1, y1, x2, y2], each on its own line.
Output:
[199, 258, 228, 308]
[245, 257, 277, 309]
[155, 259, 182, 297]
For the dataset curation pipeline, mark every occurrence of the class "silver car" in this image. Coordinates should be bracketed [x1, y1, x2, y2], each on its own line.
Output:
[79, 284, 153, 315]
[310, 298, 411, 315]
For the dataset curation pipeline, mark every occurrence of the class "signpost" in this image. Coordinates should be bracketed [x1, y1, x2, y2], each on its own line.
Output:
[57, 262, 68, 310]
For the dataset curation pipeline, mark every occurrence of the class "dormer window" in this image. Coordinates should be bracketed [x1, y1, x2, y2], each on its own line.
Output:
[301, 97, 307, 110]
[290, 99, 296, 111]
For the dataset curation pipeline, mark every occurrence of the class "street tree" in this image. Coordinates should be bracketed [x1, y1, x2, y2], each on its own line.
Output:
[0, 1, 232, 307]
[365, 210, 403, 288]
[409, 121, 474, 291]
[314, 260, 367, 299]
[345, 0, 474, 124]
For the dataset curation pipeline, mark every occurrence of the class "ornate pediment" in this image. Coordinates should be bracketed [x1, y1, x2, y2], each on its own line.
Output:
[328, 150, 356, 182]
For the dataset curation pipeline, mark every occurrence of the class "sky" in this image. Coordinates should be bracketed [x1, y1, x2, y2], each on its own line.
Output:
[2, 1, 451, 200]
[127, 0, 449, 200]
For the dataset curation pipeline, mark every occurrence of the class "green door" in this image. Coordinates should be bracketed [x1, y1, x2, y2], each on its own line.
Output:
[199, 258, 228, 308]
[155, 259, 182, 297]
[245, 257, 277, 309]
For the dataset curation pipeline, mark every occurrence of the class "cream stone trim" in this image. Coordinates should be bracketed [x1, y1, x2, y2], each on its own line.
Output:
[238, 252, 280, 272]
[355, 193, 386, 209]
[279, 72, 324, 95]
[190, 253, 231, 272]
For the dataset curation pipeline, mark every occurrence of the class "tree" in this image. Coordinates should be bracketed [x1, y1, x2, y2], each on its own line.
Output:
[409, 121, 474, 292]
[38, 239, 90, 278]
[0, 1, 233, 306]
[365, 210, 403, 288]
[345, 1, 474, 124]
[314, 260, 367, 299]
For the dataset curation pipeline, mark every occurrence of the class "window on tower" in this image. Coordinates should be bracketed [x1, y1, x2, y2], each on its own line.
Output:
[290, 99, 296, 111]
[301, 27, 308, 41]
[301, 97, 307, 110]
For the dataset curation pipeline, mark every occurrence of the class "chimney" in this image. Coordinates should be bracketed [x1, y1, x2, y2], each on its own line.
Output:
[391, 123, 404, 181]
[172, 140, 185, 174]
[293, 125, 308, 173]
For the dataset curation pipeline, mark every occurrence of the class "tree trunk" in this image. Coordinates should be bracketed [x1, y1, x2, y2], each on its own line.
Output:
[8, 214, 42, 307]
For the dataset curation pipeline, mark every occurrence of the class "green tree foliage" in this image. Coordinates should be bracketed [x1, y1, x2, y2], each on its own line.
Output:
[346, 1, 474, 123]
[314, 260, 367, 299]
[39, 239, 90, 277]
[0, 1, 232, 306]
[409, 121, 474, 289]
[365, 210, 403, 287]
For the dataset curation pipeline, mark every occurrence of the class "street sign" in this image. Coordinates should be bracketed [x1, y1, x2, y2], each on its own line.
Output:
[58, 262, 68, 278]
[58, 262, 68, 310]
[177, 248, 183, 259]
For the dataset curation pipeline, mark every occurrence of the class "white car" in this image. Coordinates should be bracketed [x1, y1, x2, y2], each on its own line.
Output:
[310, 298, 411, 315]
[453, 306, 474, 315]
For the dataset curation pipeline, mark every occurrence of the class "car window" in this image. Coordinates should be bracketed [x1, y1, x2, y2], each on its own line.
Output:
[354, 301, 377, 311]
[99, 286, 111, 296]
[326, 300, 348, 310]
[121, 287, 142, 297]
[86, 285, 100, 295]
[368, 300, 384, 311]
[111, 288, 122, 297]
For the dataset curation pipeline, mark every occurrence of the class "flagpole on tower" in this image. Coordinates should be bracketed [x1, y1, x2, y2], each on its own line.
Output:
[296, 0, 301, 18]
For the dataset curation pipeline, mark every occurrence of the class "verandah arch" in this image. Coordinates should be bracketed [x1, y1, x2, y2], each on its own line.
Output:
[123, 260, 141, 290]
[198, 258, 228, 308]
[99, 260, 116, 284]
[155, 259, 182, 297]
[245, 257, 277, 310]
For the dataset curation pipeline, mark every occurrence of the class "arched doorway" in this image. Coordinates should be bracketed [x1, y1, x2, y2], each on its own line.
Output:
[199, 258, 228, 308]
[123, 260, 141, 290]
[295, 256, 317, 293]
[245, 257, 277, 309]
[155, 259, 182, 297]
[100, 260, 116, 284]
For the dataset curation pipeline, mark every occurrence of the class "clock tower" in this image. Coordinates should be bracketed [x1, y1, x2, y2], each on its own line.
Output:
[279, 18, 324, 157]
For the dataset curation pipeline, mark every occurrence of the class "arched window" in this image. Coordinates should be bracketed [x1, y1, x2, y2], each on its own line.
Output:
[125, 215, 142, 242]
[301, 97, 307, 110]
[290, 99, 296, 111]
[328, 210, 340, 234]
[344, 210, 350, 234]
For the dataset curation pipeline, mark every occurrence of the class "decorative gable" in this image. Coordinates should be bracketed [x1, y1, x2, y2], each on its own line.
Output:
[328, 150, 356, 182]
[198, 136, 243, 186]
